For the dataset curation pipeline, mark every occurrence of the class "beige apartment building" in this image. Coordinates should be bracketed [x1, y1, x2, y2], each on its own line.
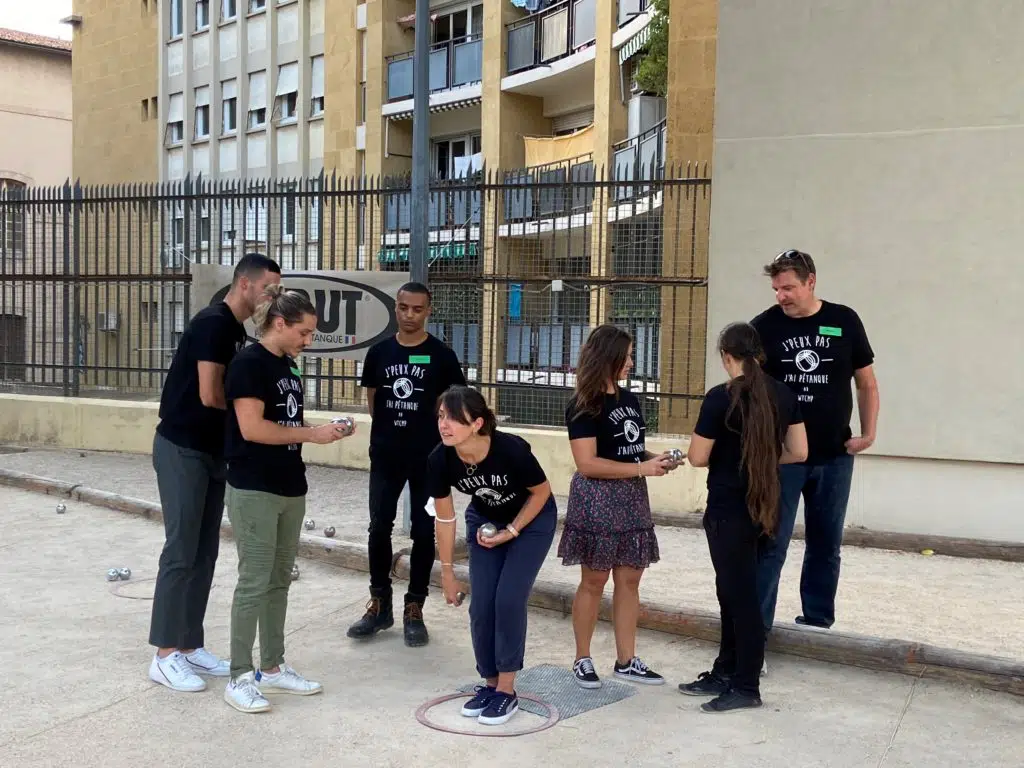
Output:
[68, 0, 717, 431]
[0, 28, 72, 388]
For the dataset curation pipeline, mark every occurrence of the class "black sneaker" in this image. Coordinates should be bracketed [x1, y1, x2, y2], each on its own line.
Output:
[403, 602, 429, 647]
[678, 670, 731, 697]
[613, 656, 665, 685]
[460, 685, 496, 717]
[701, 689, 762, 713]
[572, 657, 602, 689]
[795, 615, 831, 628]
[346, 596, 394, 639]
[478, 691, 519, 726]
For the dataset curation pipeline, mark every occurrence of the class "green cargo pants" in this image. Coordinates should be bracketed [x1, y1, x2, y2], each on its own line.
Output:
[225, 485, 305, 679]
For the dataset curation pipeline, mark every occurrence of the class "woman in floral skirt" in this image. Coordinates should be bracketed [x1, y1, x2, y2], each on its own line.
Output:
[558, 325, 679, 689]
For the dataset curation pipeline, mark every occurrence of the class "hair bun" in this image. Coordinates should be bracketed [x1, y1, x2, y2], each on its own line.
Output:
[262, 283, 286, 299]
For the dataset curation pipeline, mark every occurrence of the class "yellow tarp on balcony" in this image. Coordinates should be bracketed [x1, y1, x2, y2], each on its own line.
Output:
[523, 124, 594, 168]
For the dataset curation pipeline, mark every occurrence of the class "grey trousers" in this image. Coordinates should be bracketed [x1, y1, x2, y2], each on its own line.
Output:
[148, 431, 226, 650]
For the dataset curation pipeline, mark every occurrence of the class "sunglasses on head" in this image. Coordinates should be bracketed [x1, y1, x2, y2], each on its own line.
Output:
[774, 249, 812, 272]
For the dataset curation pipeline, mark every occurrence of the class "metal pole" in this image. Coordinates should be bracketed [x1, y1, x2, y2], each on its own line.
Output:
[404, 0, 431, 534]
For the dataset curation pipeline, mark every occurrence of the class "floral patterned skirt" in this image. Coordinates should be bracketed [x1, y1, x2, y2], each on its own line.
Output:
[557, 472, 660, 571]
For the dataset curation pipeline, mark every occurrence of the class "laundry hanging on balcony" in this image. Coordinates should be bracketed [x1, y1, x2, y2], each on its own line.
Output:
[509, 0, 550, 12]
[397, 11, 438, 28]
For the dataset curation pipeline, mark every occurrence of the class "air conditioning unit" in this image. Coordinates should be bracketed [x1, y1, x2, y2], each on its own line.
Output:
[96, 310, 120, 332]
[627, 95, 666, 137]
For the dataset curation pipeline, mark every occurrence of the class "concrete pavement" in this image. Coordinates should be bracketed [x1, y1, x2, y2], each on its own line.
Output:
[1, 486, 1022, 768]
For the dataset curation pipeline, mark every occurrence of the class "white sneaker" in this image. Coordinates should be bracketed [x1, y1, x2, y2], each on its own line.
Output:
[148, 651, 207, 692]
[257, 664, 323, 696]
[185, 647, 230, 677]
[224, 671, 271, 713]
[761, 659, 769, 677]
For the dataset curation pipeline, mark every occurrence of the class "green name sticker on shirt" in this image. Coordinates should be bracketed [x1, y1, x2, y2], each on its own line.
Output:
[819, 326, 843, 337]
[290, 367, 302, 377]
[408, 355, 431, 364]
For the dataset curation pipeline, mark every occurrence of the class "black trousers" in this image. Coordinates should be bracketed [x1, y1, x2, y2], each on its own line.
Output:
[148, 432, 226, 649]
[367, 457, 434, 603]
[704, 509, 765, 697]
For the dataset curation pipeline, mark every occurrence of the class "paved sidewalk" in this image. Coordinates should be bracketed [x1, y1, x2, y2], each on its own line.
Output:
[1, 447, 1021, 661]
[1, 485, 1022, 768]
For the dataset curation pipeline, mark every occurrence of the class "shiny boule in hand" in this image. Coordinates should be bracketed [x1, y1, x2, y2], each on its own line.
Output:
[668, 448, 684, 464]
[479, 522, 498, 539]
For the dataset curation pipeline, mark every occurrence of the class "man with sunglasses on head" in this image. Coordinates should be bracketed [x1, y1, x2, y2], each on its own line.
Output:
[751, 250, 879, 636]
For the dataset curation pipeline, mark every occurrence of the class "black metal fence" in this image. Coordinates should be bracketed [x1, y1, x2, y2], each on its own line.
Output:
[0, 167, 710, 433]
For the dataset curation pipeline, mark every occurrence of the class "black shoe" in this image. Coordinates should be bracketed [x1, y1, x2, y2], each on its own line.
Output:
[403, 602, 429, 647]
[346, 596, 394, 639]
[678, 670, 731, 697]
[701, 689, 762, 713]
[613, 656, 665, 685]
[572, 657, 602, 689]
[795, 615, 831, 629]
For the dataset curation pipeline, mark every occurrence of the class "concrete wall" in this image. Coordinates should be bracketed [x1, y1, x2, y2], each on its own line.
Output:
[0, 394, 705, 516]
[707, 1, 1024, 541]
[0, 44, 72, 187]
[72, 0, 159, 183]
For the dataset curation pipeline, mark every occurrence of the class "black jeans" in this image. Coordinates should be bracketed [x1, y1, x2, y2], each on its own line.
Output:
[705, 509, 764, 697]
[367, 458, 434, 603]
[149, 432, 226, 649]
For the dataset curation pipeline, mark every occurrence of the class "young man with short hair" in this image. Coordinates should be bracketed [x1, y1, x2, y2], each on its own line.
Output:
[752, 250, 879, 632]
[347, 282, 466, 647]
[148, 253, 281, 692]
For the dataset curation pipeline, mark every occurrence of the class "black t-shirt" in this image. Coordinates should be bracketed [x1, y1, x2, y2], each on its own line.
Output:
[565, 388, 648, 463]
[694, 378, 802, 513]
[359, 334, 466, 459]
[224, 344, 307, 497]
[426, 430, 548, 526]
[156, 302, 246, 456]
[751, 301, 874, 463]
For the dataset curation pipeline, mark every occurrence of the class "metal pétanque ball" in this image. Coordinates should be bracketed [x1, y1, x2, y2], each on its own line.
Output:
[56, 503, 67, 514]
[324, 526, 336, 538]
[331, 416, 354, 432]
[105, 568, 120, 582]
[668, 448, 684, 463]
[304, 519, 316, 531]
[290, 564, 300, 581]
[118, 567, 132, 580]
[479, 522, 498, 539]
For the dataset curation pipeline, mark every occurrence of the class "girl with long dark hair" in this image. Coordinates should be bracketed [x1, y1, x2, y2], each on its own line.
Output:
[679, 322, 807, 713]
[558, 325, 679, 689]
[431, 385, 556, 727]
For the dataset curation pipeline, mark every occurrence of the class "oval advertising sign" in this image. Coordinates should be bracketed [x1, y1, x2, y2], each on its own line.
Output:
[208, 272, 401, 356]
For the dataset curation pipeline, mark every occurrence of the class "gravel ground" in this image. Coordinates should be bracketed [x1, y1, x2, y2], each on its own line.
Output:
[1, 446, 1021, 660]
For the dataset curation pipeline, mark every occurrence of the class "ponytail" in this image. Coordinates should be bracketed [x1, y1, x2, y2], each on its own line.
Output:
[252, 283, 316, 335]
[719, 323, 781, 535]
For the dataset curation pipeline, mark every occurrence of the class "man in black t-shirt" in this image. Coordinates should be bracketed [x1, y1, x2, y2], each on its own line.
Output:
[147, 253, 281, 694]
[346, 282, 466, 647]
[752, 250, 880, 632]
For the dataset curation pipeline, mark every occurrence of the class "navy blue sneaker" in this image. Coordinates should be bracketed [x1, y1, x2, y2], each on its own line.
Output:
[460, 685, 495, 717]
[478, 691, 519, 726]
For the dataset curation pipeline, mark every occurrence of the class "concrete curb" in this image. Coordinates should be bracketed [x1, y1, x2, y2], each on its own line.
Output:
[647, 511, 1024, 564]
[3, 467, 1022, 698]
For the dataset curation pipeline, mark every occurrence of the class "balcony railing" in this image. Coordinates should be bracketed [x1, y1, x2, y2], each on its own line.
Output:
[386, 34, 483, 102]
[612, 119, 666, 201]
[617, 0, 650, 28]
[384, 178, 482, 232]
[506, 0, 596, 76]
[503, 154, 596, 221]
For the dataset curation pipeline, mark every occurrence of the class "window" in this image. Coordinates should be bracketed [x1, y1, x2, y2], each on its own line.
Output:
[141, 99, 150, 121]
[431, 3, 483, 43]
[433, 133, 482, 179]
[170, 0, 183, 37]
[166, 92, 184, 145]
[248, 0, 266, 13]
[221, 79, 238, 134]
[195, 0, 210, 30]
[310, 56, 324, 117]
[1, 179, 26, 259]
[140, 301, 159, 323]
[194, 86, 210, 139]
[274, 62, 299, 122]
[221, 0, 237, 20]
[247, 71, 267, 129]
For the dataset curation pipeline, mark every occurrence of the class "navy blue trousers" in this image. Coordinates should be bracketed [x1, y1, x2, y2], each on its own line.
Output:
[466, 498, 557, 678]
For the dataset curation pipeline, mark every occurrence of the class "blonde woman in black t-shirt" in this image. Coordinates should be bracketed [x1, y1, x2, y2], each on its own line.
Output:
[558, 325, 678, 689]
[679, 322, 806, 713]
